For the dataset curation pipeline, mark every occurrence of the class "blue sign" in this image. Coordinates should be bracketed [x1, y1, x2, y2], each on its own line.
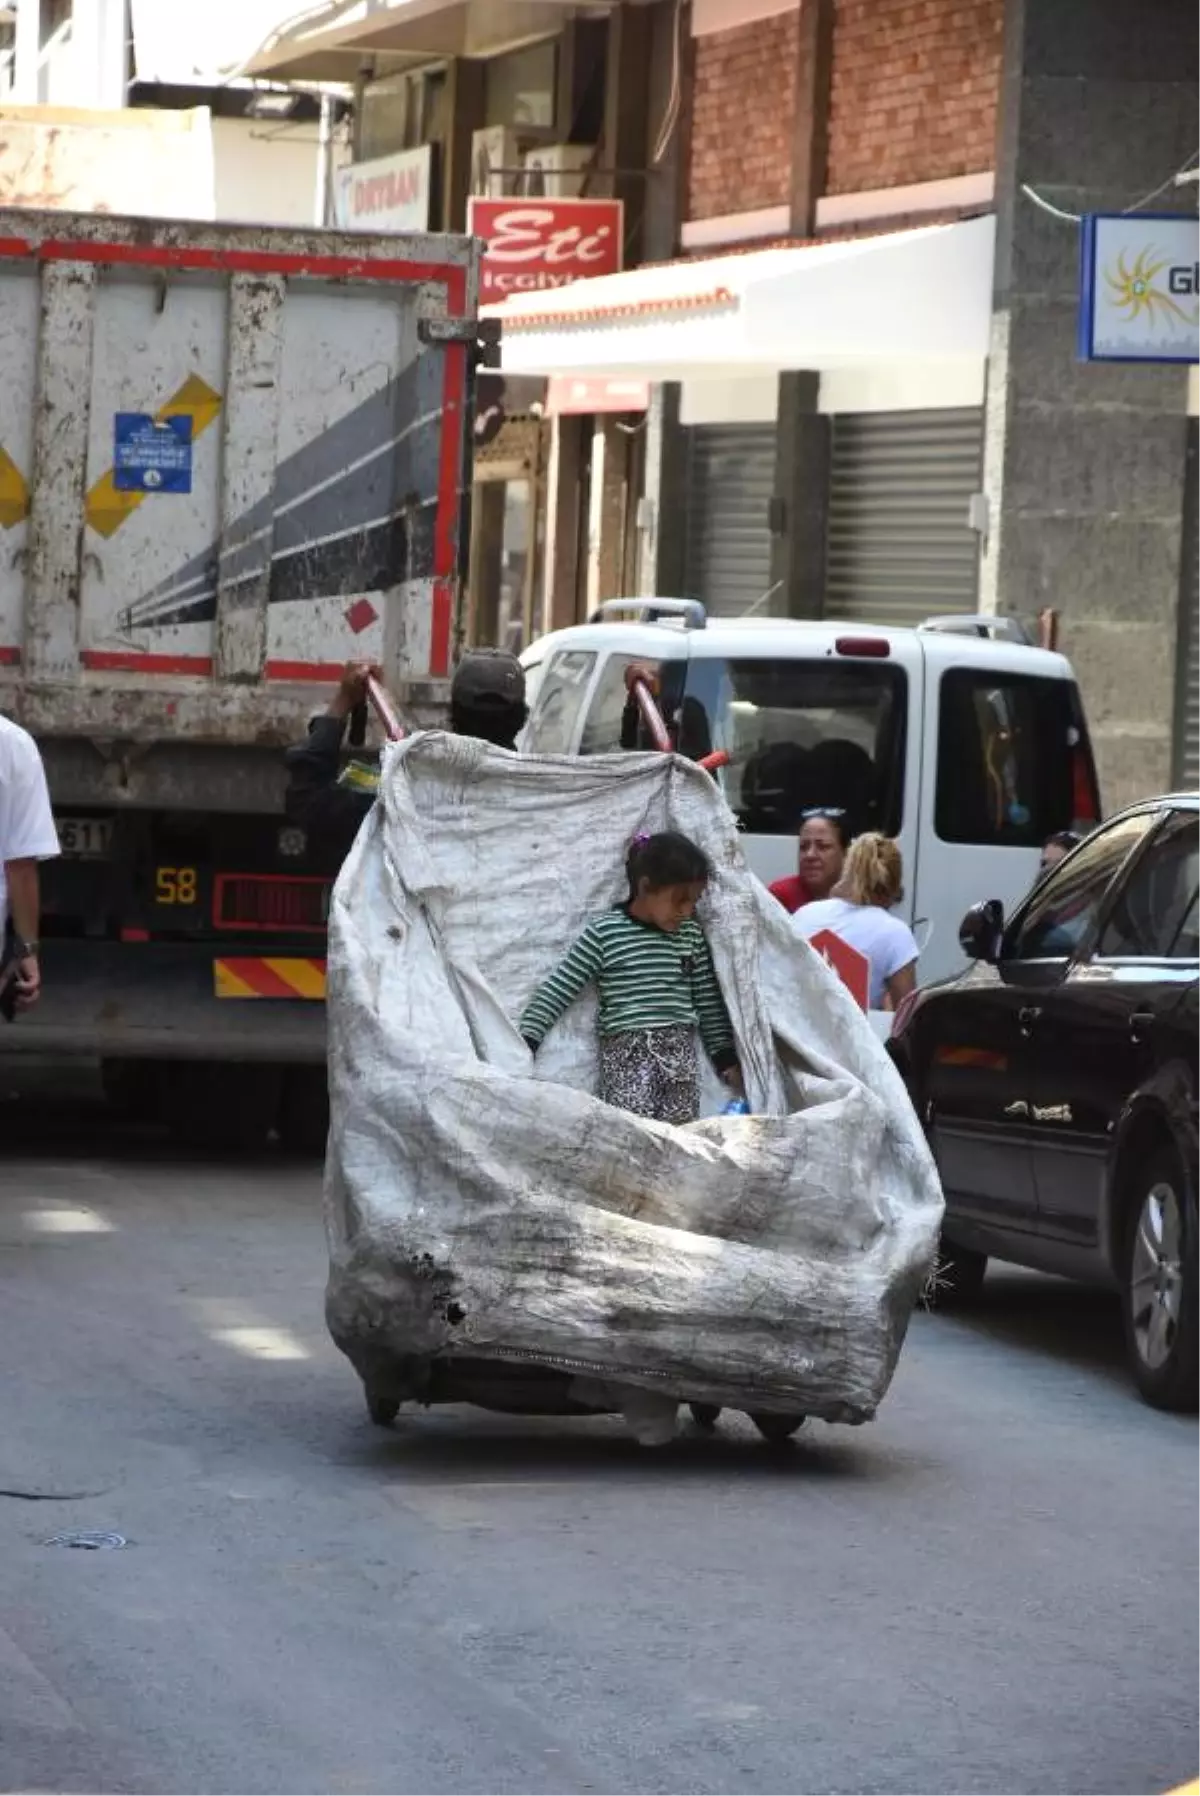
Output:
[113, 413, 194, 493]
[1079, 212, 1199, 364]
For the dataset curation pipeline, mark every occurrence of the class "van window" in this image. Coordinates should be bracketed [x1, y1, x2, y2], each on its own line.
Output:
[523, 649, 595, 753]
[681, 659, 906, 836]
[579, 656, 645, 754]
[936, 670, 1099, 848]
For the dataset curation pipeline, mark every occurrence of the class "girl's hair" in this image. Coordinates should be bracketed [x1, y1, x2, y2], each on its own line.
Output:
[798, 806, 854, 851]
[1044, 829, 1082, 854]
[626, 830, 711, 897]
[837, 831, 903, 908]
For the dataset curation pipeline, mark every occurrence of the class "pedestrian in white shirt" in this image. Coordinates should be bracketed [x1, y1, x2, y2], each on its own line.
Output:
[0, 715, 59, 1011]
[794, 832, 919, 1011]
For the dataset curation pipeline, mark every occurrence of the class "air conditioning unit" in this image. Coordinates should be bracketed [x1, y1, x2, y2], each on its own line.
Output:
[521, 143, 596, 199]
[470, 126, 525, 198]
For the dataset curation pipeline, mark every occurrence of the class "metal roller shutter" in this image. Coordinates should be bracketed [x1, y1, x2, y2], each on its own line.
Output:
[1175, 420, 1199, 790]
[682, 425, 776, 616]
[825, 409, 984, 627]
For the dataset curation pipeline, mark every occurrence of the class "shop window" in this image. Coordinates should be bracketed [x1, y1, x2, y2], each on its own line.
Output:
[360, 65, 446, 160]
[484, 39, 557, 131]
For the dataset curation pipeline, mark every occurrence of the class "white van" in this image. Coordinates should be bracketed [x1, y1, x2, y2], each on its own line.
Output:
[519, 603, 1101, 988]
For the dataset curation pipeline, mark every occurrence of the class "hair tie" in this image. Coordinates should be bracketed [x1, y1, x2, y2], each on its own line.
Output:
[629, 832, 651, 852]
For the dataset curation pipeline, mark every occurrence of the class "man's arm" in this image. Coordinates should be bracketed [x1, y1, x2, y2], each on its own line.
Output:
[283, 661, 380, 863]
[5, 858, 42, 1009]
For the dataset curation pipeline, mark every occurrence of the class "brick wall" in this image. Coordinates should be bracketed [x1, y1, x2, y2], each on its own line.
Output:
[826, 0, 1004, 194]
[686, 11, 800, 221]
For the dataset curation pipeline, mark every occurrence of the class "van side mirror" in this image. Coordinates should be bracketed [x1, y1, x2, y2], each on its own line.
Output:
[959, 899, 1005, 963]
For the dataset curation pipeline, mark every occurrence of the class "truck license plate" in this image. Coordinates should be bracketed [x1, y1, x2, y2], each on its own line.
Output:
[57, 816, 113, 858]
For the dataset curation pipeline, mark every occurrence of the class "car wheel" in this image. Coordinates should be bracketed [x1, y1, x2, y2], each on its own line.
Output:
[924, 1233, 988, 1308]
[1121, 1149, 1198, 1412]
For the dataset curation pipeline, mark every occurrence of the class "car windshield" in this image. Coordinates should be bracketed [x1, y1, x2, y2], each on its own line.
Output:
[678, 657, 906, 836]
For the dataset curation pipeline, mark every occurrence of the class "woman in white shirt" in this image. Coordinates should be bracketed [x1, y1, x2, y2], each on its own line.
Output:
[794, 832, 919, 1010]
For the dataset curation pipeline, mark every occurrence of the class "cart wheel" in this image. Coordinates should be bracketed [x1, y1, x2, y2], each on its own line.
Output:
[688, 1403, 721, 1430]
[750, 1411, 805, 1443]
[366, 1389, 401, 1427]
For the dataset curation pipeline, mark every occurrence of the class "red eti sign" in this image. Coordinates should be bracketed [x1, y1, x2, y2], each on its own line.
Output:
[808, 929, 871, 1013]
[468, 198, 623, 307]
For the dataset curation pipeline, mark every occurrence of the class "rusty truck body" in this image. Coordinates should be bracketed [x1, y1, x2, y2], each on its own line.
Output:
[0, 206, 480, 1142]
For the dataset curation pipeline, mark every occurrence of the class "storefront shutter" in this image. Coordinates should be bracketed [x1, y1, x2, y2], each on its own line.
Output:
[825, 409, 984, 627]
[1174, 420, 1199, 790]
[682, 425, 776, 617]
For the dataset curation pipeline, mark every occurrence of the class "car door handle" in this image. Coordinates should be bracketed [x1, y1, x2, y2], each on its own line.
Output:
[1129, 1009, 1155, 1042]
[1018, 1005, 1042, 1035]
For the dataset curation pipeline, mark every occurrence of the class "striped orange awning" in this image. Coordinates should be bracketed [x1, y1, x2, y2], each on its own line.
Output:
[213, 957, 326, 1000]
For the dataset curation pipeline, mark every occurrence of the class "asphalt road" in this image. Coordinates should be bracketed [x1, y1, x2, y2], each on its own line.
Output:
[1, 1071, 1196, 1796]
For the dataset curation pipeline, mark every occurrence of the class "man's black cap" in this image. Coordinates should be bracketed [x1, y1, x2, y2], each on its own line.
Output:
[451, 648, 526, 709]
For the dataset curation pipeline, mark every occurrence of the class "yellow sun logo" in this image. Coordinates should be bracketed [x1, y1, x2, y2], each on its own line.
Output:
[1104, 246, 1198, 328]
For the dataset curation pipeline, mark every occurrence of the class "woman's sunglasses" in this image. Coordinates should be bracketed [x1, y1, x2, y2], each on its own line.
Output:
[800, 806, 847, 821]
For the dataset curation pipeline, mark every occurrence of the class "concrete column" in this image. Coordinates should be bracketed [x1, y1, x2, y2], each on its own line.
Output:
[771, 372, 829, 618]
[467, 481, 506, 646]
[981, 0, 1197, 809]
[442, 57, 486, 232]
[542, 414, 585, 633]
[769, 0, 834, 620]
[585, 417, 629, 609]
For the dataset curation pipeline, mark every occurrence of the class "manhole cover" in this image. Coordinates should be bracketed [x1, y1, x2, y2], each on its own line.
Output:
[44, 1530, 127, 1551]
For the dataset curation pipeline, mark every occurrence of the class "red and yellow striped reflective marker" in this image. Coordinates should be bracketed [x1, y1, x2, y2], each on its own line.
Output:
[213, 957, 326, 1000]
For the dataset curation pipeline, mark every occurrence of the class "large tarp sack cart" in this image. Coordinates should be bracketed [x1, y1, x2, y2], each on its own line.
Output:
[322, 680, 943, 1442]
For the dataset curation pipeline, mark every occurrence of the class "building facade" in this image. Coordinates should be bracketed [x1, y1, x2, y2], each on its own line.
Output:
[254, 0, 1197, 807]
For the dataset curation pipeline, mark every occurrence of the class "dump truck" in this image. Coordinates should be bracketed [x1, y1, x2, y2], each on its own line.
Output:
[0, 205, 481, 1145]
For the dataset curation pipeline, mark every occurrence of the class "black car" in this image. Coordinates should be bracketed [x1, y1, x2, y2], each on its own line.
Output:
[889, 794, 1198, 1411]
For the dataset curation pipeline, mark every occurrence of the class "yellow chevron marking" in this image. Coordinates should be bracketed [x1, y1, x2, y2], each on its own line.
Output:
[213, 960, 260, 1000]
[0, 446, 29, 529]
[86, 374, 223, 538]
[264, 957, 327, 999]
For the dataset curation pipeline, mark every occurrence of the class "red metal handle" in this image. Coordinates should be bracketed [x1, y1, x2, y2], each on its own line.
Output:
[364, 674, 405, 743]
[629, 677, 672, 753]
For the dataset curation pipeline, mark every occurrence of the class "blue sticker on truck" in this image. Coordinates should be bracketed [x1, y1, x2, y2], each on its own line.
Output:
[113, 414, 194, 493]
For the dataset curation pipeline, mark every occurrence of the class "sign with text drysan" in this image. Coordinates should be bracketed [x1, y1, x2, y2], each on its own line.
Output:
[334, 147, 432, 235]
[1079, 213, 1199, 363]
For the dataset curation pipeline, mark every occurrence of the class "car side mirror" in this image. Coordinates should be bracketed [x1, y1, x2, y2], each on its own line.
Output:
[959, 899, 1005, 963]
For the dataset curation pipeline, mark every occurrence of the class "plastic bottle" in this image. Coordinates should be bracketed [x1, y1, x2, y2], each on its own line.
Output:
[721, 1095, 750, 1116]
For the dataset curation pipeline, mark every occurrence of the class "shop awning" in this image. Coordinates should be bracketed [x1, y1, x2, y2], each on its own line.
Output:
[488, 216, 995, 381]
[246, 0, 608, 82]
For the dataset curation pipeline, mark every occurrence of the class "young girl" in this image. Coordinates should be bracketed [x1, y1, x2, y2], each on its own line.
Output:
[519, 831, 742, 1125]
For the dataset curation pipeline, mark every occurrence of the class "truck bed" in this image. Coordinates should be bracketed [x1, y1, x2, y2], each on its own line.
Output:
[0, 207, 478, 749]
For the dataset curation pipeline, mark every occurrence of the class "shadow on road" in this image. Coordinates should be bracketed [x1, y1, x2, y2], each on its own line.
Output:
[939, 1265, 1131, 1385]
[325, 1407, 935, 1486]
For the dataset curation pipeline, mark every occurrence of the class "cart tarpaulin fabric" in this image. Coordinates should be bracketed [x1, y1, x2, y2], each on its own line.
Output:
[324, 734, 943, 1424]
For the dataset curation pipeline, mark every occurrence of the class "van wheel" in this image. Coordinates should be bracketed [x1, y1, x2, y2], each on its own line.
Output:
[1122, 1149, 1198, 1412]
[925, 1234, 988, 1308]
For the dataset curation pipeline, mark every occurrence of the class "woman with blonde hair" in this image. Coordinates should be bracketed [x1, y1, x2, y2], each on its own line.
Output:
[793, 832, 919, 1010]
